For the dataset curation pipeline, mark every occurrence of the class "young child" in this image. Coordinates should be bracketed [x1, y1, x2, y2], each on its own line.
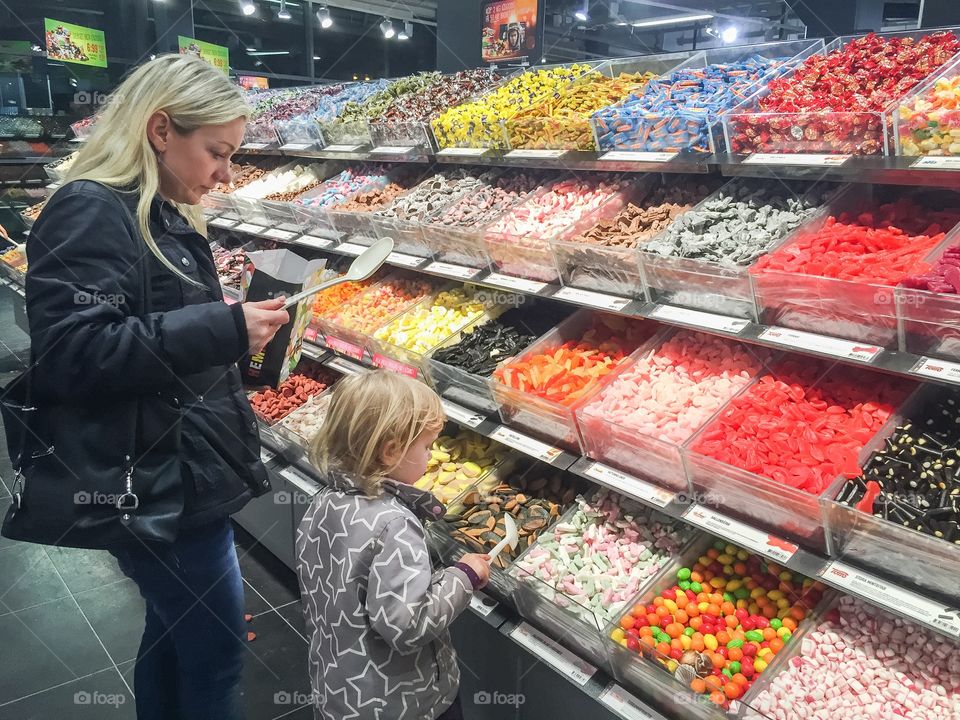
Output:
[296, 370, 490, 720]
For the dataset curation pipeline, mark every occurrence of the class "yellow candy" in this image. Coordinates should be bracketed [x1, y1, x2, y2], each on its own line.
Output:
[704, 634, 718, 651]
[754, 659, 768, 673]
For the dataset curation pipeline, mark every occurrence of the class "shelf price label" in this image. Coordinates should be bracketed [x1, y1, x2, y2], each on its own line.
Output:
[209, 217, 238, 229]
[489, 426, 564, 463]
[599, 151, 677, 163]
[910, 356, 960, 383]
[326, 356, 364, 376]
[505, 149, 567, 159]
[386, 251, 425, 268]
[297, 235, 334, 249]
[758, 327, 882, 363]
[469, 592, 499, 617]
[371, 353, 419, 378]
[683, 505, 799, 564]
[260, 448, 275, 464]
[234, 223, 267, 235]
[742, 153, 851, 167]
[437, 147, 489, 157]
[911, 156, 960, 170]
[241, 142, 270, 150]
[509, 622, 596, 686]
[819, 561, 960, 638]
[337, 242, 366, 256]
[440, 400, 486, 429]
[325, 335, 364, 361]
[649, 305, 749, 334]
[423, 261, 482, 280]
[484, 273, 547, 294]
[370, 146, 415, 155]
[552, 286, 631, 311]
[323, 144, 363, 153]
[598, 684, 666, 720]
[300, 342, 323, 360]
[582, 462, 674, 508]
[280, 143, 314, 151]
[303, 326, 319, 343]
[264, 227, 297, 241]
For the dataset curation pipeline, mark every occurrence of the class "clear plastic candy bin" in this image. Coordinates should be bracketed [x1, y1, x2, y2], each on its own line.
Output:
[894, 52, 960, 157]
[751, 185, 960, 348]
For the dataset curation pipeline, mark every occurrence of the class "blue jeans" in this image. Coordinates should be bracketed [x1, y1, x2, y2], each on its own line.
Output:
[110, 518, 246, 720]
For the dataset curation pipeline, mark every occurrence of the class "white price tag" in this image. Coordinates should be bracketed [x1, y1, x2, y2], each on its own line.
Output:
[742, 153, 851, 167]
[234, 223, 267, 235]
[911, 156, 960, 170]
[599, 151, 677, 163]
[583, 462, 674, 508]
[911, 356, 960, 383]
[437, 147, 490, 157]
[441, 400, 486, 428]
[469, 593, 498, 617]
[326, 356, 365, 376]
[300, 342, 323, 360]
[599, 684, 664, 720]
[241, 142, 270, 150]
[260, 448, 275, 464]
[485, 273, 547, 294]
[684, 505, 799, 563]
[489, 426, 564, 463]
[323, 144, 363, 152]
[209, 217, 238, 229]
[264, 228, 297, 241]
[337, 242, 365, 256]
[505, 149, 567, 159]
[281, 143, 313, 151]
[758, 327, 882, 363]
[509, 622, 596, 686]
[370, 146, 415, 155]
[387, 251, 425, 268]
[553, 286, 631, 311]
[297, 235, 334, 249]
[650, 304, 748, 334]
[820, 561, 960, 638]
[280, 467, 305, 486]
[423, 261, 482, 280]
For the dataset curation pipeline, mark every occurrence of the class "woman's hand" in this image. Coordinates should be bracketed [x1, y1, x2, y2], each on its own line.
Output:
[0, 223, 9, 241]
[457, 553, 491, 589]
[241, 298, 289, 355]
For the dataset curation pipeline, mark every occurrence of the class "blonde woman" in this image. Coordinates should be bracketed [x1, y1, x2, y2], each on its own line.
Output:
[297, 371, 490, 720]
[2, 54, 289, 720]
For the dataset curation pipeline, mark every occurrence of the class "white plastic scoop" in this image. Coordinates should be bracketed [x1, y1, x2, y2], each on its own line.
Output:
[487, 513, 519, 564]
[281, 237, 394, 310]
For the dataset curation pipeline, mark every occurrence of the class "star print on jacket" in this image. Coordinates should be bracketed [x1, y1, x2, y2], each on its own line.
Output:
[295, 470, 473, 720]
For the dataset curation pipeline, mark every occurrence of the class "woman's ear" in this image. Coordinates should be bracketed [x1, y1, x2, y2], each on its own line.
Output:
[146, 110, 172, 153]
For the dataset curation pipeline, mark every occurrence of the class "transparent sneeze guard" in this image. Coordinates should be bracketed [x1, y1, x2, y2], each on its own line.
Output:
[681, 365, 918, 554]
[413, 429, 519, 507]
[272, 384, 338, 450]
[430, 62, 604, 151]
[897, 237, 960, 362]
[419, 170, 560, 270]
[242, 118, 280, 147]
[504, 53, 692, 152]
[232, 161, 328, 225]
[723, 28, 960, 156]
[490, 309, 662, 453]
[894, 51, 960, 158]
[589, 39, 823, 156]
[821, 383, 960, 601]
[751, 184, 960, 348]
[575, 328, 774, 495]
[548, 173, 661, 299]
[484, 174, 631, 283]
[326, 166, 430, 247]
[639, 178, 842, 321]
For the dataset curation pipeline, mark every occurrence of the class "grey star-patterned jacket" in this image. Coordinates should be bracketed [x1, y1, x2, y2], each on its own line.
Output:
[295, 470, 474, 720]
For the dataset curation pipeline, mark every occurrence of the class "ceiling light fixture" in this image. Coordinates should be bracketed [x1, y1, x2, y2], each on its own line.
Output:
[721, 26, 739, 43]
[246, 50, 290, 56]
[317, 6, 333, 28]
[631, 13, 713, 28]
[313, 55, 321, 60]
[398, 21, 412, 40]
[240, 1, 256, 16]
[574, 4, 588, 22]
[380, 18, 395, 39]
[277, 0, 291, 19]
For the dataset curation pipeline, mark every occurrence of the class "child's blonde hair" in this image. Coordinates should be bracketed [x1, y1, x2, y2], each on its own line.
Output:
[310, 371, 445, 496]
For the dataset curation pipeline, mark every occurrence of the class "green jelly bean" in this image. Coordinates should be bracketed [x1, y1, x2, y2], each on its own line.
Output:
[713, 540, 726, 551]
[679, 580, 691, 591]
[689, 582, 702, 593]
[726, 639, 744, 649]
[723, 592, 734, 603]
[677, 567, 692, 581]
[745, 630, 764, 643]
[770, 618, 783, 630]
[722, 668, 733, 679]
[734, 588, 750, 599]
[780, 630, 792, 642]
[684, 627, 696, 637]
[729, 661, 741, 674]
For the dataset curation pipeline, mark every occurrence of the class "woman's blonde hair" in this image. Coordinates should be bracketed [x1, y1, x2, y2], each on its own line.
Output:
[60, 53, 250, 284]
[310, 371, 445, 496]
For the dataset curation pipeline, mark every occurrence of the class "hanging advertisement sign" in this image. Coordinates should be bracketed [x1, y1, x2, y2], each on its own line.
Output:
[44, 18, 108, 68]
[238, 75, 270, 90]
[178, 36, 229, 74]
[481, 0, 541, 64]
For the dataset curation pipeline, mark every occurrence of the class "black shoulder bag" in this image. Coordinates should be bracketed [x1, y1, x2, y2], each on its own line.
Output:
[1, 184, 184, 548]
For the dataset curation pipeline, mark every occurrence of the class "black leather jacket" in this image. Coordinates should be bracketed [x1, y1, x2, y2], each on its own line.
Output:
[25, 180, 269, 533]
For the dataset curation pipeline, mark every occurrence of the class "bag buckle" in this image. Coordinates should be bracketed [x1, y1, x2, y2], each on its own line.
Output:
[11, 469, 24, 510]
[116, 492, 139, 522]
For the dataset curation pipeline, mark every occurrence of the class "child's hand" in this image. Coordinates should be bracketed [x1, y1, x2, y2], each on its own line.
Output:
[458, 554, 491, 589]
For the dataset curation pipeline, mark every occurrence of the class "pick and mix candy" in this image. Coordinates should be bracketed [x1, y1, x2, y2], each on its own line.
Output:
[325, 277, 435, 335]
[249, 367, 337, 422]
[581, 330, 766, 444]
[372, 287, 487, 354]
[613, 539, 823, 707]
[743, 595, 960, 719]
[428, 170, 554, 228]
[507, 71, 656, 150]
[295, 165, 393, 208]
[593, 56, 784, 153]
[899, 72, 960, 156]
[414, 430, 510, 504]
[514, 489, 693, 624]
[278, 391, 335, 443]
[642, 179, 822, 266]
[432, 64, 593, 149]
[753, 198, 960, 284]
[310, 275, 380, 321]
[728, 31, 960, 155]
[836, 388, 960, 545]
[378, 169, 496, 222]
[691, 359, 913, 495]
